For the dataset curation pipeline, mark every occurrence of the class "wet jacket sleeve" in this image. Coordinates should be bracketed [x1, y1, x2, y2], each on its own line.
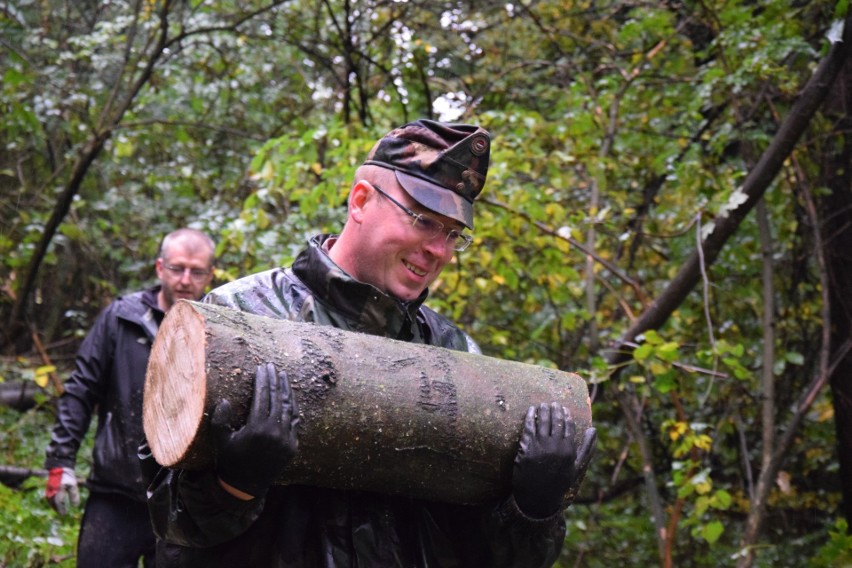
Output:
[484, 496, 566, 567]
[143, 447, 265, 547]
[44, 305, 116, 469]
[422, 495, 565, 568]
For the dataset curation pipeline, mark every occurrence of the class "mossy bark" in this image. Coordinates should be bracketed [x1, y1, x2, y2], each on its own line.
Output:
[144, 300, 593, 505]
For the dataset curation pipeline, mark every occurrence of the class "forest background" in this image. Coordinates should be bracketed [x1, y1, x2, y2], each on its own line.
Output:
[3, 0, 852, 566]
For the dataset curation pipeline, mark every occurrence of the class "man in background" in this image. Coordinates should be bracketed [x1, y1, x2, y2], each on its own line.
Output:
[45, 227, 215, 568]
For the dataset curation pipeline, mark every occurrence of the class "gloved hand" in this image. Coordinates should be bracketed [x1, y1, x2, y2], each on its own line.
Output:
[512, 402, 597, 518]
[210, 363, 299, 498]
[45, 467, 80, 516]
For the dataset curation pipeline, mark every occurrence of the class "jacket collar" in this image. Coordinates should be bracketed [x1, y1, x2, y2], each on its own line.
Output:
[292, 234, 428, 340]
[113, 286, 164, 342]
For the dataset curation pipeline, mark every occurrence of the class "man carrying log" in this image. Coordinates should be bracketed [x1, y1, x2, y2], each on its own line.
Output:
[44, 228, 216, 568]
[144, 120, 597, 567]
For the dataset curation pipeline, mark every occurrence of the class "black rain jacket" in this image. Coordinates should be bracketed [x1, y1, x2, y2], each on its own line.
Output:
[144, 235, 566, 567]
[46, 287, 163, 500]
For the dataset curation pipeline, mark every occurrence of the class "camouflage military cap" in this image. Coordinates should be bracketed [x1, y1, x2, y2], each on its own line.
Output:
[364, 119, 491, 229]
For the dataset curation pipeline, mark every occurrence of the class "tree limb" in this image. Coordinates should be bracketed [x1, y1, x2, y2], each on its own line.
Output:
[605, 10, 852, 371]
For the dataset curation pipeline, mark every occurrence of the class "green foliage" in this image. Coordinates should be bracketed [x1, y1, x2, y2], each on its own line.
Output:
[210, 119, 386, 279]
[558, 501, 661, 566]
[2, 0, 849, 565]
[809, 518, 852, 567]
[0, 477, 82, 567]
[0, 400, 89, 567]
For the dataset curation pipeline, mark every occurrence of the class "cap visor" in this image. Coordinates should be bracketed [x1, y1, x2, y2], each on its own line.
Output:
[394, 170, 474, 229]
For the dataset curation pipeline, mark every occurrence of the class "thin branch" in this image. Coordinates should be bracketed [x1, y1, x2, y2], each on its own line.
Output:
[696, 210, 719, 406]
[614, 388, 667, 562]
[696, 212, 716, 349]
[117, 119, 268, 141]
[734, 411, 755, 501]
[30, 329, 62, 396]
[481, 197, 648, 304]
[756, 198, 776, 473]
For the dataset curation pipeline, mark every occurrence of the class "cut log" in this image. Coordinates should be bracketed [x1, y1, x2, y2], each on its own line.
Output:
[0, 464, 48, 488]
[143, 300, 593, 505]
[0, 381, 42, 410]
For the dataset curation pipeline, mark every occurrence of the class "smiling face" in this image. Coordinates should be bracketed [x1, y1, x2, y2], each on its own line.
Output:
[329, 167, 462, 302]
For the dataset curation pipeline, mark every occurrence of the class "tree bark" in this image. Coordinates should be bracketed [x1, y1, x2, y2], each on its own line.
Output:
[0, 465, 48, 489]
[821, 57, 852, 530]
[0, 381, 42, 410]
[144, 300, 594, 505]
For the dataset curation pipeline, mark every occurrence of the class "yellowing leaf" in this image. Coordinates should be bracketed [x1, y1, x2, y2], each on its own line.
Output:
[817, 401, 834, 422]
[250, 160, 275, 182]
[649, 361, 667, 376]
[34, 365, 55, 388]
[256, 209, 270, 230]
[694, 434, 713, 451]
[668, 421, 688, 441]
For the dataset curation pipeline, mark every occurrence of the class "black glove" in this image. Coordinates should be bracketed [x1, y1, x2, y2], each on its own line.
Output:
[512, 402, 597, 518]
[210, 363, 300, 497]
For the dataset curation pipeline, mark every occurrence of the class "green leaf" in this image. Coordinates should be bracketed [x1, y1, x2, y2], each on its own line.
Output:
[653, 373, 676, 394]
[702, 521, 725, 544]
[785, 352, 805, 365]
[656, 341, 680, 362]
[634, 343, 653, 361]
[713, 489, 732, 510]
[3, 68, 27, 88]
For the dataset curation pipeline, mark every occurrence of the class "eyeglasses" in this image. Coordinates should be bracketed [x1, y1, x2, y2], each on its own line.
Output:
[371, 185, 474, 251]
[162, 263, 212, 283]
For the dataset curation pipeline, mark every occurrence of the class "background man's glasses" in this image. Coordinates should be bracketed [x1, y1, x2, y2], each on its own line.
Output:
[372, 185, 474, 251]
[162, 263, 211, 283]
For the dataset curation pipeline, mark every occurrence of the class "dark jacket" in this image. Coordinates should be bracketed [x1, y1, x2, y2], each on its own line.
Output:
[46, 286, 163, 500]
[146, 235, 565, 567]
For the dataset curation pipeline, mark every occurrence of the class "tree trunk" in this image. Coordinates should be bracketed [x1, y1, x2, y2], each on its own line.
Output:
[0, 465, 48, 489]
[0, 381, 42, 410]
[821, 58, 852, 529]
[144, 300, 593, 505]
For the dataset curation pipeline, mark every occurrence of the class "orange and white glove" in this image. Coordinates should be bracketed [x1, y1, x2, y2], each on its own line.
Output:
[45, 467, 80, 516]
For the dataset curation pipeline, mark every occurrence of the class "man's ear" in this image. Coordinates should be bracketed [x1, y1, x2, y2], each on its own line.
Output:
[348, 181, 373, 223]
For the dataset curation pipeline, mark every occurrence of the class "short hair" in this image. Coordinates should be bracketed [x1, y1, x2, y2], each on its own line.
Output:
[353, 164, 397, 188]
[158, 228, 216, 265]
